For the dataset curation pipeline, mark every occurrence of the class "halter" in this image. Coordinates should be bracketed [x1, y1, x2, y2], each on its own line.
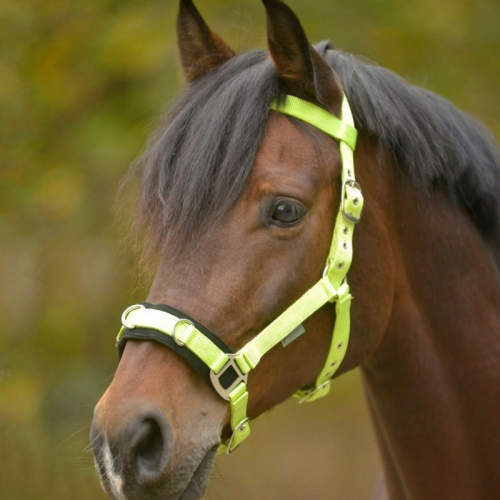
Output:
[116, 94, 364, 453]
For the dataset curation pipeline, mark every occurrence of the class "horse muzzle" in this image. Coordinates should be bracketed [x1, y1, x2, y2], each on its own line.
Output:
[91, 404, 219, 500]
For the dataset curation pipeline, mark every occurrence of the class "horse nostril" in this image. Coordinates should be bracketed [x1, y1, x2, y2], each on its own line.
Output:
[127, 407, 174, 484]
[134, 418, 164, 475]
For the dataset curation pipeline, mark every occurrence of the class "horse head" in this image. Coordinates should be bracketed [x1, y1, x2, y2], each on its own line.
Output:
[91, 1, 500, 499]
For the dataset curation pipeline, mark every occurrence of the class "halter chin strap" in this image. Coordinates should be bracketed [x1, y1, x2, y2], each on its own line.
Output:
[117, 93, 363, 453]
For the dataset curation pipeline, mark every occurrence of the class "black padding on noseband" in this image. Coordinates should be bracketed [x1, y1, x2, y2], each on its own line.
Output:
[116, 302, 238, 392]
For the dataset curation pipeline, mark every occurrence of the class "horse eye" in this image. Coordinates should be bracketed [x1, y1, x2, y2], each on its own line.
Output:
[271, 201, 306, 226]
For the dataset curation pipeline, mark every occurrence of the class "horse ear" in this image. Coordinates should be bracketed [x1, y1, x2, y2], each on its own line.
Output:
[263, 0, 343, 114]
[177, 0, 236, 82]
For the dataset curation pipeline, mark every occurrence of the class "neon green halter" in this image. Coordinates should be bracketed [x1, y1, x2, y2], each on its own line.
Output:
[117, 94, 363, 453]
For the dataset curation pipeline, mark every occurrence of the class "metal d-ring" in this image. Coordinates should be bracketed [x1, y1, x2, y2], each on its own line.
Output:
[121, 304, 145, 329]
[226, 418, 250, 454]
[172, 319, 194, 346]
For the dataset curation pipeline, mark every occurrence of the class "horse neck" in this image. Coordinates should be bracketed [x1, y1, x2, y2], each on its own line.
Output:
[361, 176, 500, 500]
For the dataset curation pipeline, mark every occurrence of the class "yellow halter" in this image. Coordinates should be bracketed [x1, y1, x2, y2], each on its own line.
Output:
[117, 94, 363, 453]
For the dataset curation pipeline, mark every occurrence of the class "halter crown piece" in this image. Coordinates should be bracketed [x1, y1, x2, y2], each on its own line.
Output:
[117, 93, 364, 453]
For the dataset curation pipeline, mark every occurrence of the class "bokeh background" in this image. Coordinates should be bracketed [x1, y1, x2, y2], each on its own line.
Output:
[2, 0, 499, 499]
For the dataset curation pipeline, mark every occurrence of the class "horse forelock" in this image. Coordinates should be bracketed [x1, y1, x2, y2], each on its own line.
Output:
[131, 50, 284, 265]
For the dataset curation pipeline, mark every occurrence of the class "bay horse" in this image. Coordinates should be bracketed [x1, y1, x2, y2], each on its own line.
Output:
[91, 0, 500, 499]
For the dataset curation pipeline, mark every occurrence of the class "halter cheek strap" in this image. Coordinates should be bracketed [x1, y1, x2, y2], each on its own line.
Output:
[117, 94, 363, 453]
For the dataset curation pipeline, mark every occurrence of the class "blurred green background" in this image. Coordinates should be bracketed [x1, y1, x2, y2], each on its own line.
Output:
[1, 0, 499, 499]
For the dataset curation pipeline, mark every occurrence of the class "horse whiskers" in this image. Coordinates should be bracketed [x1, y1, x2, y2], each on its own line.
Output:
[57, 422, 92, 449]
[85, 427, 104, 454]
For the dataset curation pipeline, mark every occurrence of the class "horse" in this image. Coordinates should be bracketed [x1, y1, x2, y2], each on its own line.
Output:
[90, 0, 500, 499]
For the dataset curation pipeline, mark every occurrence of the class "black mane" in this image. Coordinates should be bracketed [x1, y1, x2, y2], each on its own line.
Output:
[135, 43, 500, 258]
[322, 43, 500, 238]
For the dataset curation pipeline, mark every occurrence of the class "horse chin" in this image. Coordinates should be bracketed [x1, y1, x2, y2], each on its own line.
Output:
[177, 444, 218, 500]
[95, 442, 218, 500]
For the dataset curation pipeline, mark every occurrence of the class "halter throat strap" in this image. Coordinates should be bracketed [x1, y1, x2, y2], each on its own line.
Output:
[117, 94, 363, 453]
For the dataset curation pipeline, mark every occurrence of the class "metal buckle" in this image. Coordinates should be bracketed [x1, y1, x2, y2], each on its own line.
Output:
[226, 418, 250, 454]
[341, 179, 362, 223]
[210, 354, 248, 401]
[121, 304, 145, 329]
[297, 380, 331, 404]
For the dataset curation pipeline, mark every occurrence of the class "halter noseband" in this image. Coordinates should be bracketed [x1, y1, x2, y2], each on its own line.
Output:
[117, 94, 363, 453]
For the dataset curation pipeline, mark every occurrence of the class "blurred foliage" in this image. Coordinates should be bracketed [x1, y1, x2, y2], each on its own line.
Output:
[1, 0, 498, 499]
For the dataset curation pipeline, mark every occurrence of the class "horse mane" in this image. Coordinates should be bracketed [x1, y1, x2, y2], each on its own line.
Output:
[321, 43, 500, 240]
[134, 43, 500, 261]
